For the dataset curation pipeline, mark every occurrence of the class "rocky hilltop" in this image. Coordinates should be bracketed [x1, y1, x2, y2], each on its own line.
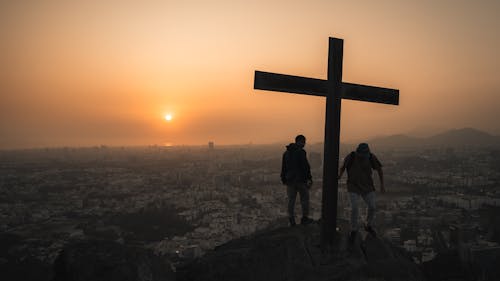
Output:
[50, 222, 424, 281]
[50, 221, 500, 280]
[177, 222, 425, 281]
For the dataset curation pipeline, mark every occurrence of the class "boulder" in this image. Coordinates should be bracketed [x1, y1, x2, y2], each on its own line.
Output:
[52, 240, 174, 281]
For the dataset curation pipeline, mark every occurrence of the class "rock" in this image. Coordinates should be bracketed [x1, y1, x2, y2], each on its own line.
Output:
[362, 235, 423, 281]
[422, 248, 500, 281]
[422, 250, 467, 281]
[177, 223, 425, 281]
[52, 240, 174, 281]
[0, 233, 52, 281]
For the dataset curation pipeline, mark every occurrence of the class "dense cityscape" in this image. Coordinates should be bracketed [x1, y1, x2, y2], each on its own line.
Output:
[1, 139, 500, 279]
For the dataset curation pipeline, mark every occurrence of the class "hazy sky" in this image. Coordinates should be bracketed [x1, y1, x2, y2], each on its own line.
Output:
[1, 0, 499, 148]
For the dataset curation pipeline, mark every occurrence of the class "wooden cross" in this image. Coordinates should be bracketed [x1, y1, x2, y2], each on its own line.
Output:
[253, 37, 399, 249]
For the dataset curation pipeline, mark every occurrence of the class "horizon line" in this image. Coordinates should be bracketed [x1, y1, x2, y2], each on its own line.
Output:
[0, 127, 496, 152]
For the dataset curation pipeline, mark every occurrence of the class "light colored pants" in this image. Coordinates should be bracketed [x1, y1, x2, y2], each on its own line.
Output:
[287, 183, 309, 219]
[349, 191, 376, 231]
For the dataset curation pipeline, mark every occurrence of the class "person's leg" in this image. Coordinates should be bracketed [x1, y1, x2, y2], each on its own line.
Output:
[298, 183, 313, 224]
[362, 191, 377, 236]
[349, 192, 360, 231]
[298, 183, 310, 218]
[287, 184, 298, 225]
[362, 191, 376, 227]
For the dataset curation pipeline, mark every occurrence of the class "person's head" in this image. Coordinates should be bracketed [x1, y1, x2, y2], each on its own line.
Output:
[356, 143, 370, 158]
[295, 135, 306, 148]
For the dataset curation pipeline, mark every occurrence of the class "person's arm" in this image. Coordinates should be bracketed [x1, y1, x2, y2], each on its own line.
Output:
[338, 153, 350, 179]
[375, 167, 385, 193]
[370, 154, 385, 193]
[280, 153, 287, 185]
[338, 165, 346, 180]
[302, 150, 313, 186]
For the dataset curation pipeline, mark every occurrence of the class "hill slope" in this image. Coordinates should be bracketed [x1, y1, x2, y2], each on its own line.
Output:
[177, 223, 424, 281]
[368, 128, 500, 148]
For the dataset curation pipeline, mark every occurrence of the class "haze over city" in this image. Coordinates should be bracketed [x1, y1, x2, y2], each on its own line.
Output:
[1, 0, 499, 148]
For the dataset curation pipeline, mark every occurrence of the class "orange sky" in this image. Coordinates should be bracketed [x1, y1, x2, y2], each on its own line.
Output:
[1, 0, 499, 148]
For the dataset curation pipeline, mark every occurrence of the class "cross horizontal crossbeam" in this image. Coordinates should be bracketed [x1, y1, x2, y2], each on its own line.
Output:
[254, 71, 399, 105]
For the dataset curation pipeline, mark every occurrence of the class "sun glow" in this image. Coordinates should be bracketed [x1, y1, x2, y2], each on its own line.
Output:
[165, 114, 172, 121]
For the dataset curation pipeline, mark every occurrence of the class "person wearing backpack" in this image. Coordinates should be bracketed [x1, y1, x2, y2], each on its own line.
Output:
[280, 135, 314, 226]
[338, 143, 385, 240]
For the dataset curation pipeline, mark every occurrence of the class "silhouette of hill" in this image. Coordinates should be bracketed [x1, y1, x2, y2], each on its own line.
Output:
[177, 223, 424, 281]
[49, 221, 500, 280]
[427, 128, 499, 146]
[368, 128, 500, 148]
[368, 134, 422, 147]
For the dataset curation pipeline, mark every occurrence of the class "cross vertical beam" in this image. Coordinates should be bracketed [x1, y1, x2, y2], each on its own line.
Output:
[321, 38, 343, 248]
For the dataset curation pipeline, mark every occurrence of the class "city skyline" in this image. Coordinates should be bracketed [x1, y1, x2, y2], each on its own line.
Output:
[1, 0, 499, 148]
[1, 142, 499, 280]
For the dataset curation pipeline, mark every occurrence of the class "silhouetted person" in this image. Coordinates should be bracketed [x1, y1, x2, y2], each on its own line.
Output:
[338, 143, 385, 240]
[281, 135, 314, 226]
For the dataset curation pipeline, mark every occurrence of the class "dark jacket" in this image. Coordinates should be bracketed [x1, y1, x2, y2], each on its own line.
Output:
[280, 143, 312, 185]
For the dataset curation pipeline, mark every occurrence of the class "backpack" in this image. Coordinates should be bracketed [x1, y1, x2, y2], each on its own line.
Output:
[346, 151, 373, 170]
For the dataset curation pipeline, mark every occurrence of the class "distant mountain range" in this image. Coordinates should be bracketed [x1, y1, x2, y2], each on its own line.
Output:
[366, 128, 500, 148]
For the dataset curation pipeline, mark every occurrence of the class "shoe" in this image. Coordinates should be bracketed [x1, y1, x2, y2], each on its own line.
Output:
[289, 217, 296, 226]
[364, 225, 377, 237]
[300, 217, 314, 225]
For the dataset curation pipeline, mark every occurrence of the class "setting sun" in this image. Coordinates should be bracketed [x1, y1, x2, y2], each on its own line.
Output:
[1, 1, 499, 149]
